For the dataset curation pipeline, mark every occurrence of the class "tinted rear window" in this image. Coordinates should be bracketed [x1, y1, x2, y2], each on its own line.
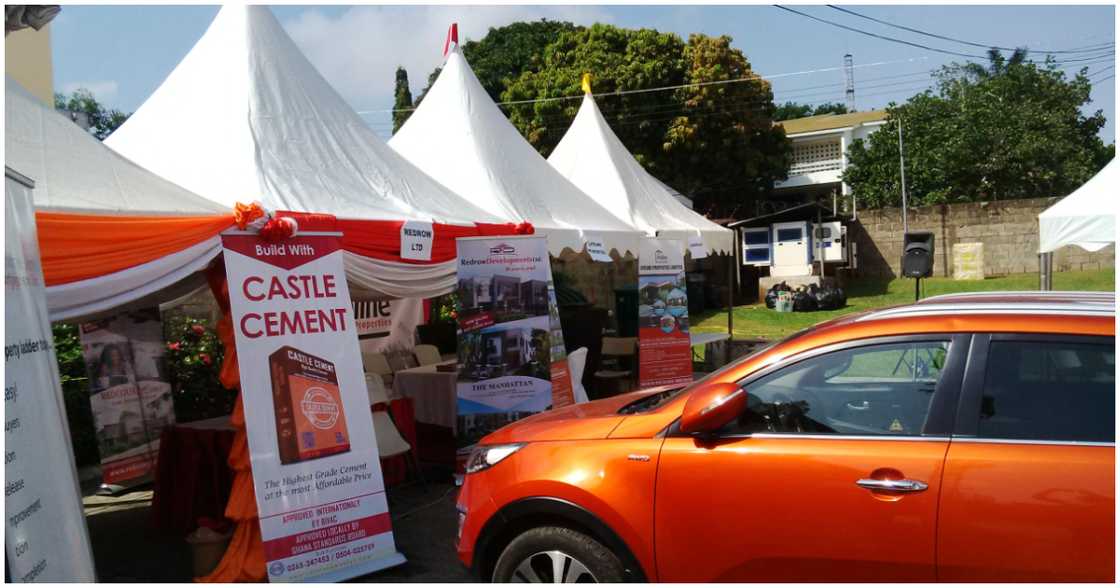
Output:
[979, 340, 1114, 443]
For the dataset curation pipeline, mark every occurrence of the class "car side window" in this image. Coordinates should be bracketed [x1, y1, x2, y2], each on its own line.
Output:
[978, 340, 1114, 443]
[724, 340, 949, 436]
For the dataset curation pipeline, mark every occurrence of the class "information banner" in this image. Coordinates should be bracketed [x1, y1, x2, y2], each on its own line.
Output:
[637, 238, 693, 388]
[79, 308, 175, 487]
[455, 236, 553, 443]
[222, 230, 404, 583]
[352, 298, 423, 351]
[5, 169, 97, 582]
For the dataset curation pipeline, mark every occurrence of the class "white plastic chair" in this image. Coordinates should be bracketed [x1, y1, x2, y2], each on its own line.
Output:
[567, 347, 590, 404]
[365, 374, 424, 484]
[413, 344, 442, 366]
[362, 351, 394, 387]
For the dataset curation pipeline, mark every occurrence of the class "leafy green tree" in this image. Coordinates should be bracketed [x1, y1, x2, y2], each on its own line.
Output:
[418, 21, 791, 218]
[844, 49, 1110, 207]
[392, 67, 414, 133]
[774, 101, 848, 121]
[662, 34, 791, 217]
[53, 88, 128, 140]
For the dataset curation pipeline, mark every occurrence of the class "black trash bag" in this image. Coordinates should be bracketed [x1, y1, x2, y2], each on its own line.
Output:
[791, 288, 818, 312]
[814, 284, 848, 310]
[764, 281, 791, 309]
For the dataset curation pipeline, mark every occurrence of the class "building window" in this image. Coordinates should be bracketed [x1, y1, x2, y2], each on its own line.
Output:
[790, 139, 842, 175]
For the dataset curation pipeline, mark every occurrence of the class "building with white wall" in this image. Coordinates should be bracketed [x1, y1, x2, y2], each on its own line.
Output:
[770, 110, 887, 214]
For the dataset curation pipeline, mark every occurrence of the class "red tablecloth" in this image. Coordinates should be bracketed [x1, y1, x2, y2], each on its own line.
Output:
[152, 420, 237, 536]
[151, 399, 419, 537]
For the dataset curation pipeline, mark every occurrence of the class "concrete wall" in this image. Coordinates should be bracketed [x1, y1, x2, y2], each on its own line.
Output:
[6, 25, 54, 105]
[850, 197, 1115, 279]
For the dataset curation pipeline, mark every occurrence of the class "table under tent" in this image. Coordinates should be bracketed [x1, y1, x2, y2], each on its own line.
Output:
[9, 6, 525, 582]
[1038, 160, 1117, 289]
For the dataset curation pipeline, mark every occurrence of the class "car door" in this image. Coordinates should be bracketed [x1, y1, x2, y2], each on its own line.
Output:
[938, 334, 1115, 581]
[654, 335, 967, 581]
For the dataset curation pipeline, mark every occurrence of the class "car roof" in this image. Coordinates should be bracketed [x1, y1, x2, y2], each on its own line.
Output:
[805, 290, 1115, 334]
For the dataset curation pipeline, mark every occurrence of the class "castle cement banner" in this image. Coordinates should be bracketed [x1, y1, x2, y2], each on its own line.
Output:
[455, 236, 553, 442]
[222, 230, 404, 582]
[79, 308, 175, 488]
[638, 238, 693, 389]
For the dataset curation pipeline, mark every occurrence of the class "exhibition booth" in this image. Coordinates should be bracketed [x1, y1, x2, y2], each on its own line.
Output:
[5, 6, 735, 583]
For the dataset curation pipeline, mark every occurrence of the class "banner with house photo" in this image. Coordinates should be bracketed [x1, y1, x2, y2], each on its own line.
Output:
[455, 236, 553, 444]
[638, 238, 693, 388]
[79, 308, 176, 488]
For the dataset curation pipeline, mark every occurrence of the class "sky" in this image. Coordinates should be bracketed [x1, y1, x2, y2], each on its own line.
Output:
[49, 4, 1116, 143]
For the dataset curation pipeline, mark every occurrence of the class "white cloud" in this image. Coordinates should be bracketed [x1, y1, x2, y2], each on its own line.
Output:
[281, 5, 614, 137]
[59, 80, 120, 105]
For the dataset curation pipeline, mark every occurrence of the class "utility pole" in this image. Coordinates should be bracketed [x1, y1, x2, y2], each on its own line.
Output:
[844, 53, 855, 112]
[898, 119, 909, 234]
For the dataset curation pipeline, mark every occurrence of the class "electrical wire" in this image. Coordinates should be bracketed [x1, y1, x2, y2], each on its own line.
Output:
[826, 5, 1114, 55]
[774, 5, 990, 60]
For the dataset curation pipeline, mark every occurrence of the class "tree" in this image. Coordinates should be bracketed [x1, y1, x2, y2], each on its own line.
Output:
[417, 21, 791, 218]
[392, 67, 414, 133]
[53, 88, 128, 140]
[773, 101, 848, 121]
[843, 51, 1111, 208]
[661, 34, 791, 217]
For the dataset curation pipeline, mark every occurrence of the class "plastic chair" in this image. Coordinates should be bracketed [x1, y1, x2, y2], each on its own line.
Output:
[567, 347, 590, 404]
[413, 344, 442, 367]
[362, 351, 394, 388]
[365, 374, 424, 484]
[594, 336, 637, 396]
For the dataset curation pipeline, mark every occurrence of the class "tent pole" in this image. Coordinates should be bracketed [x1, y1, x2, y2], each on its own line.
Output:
[1039, 252, 1053, 290]
[726, 248, 734, 366]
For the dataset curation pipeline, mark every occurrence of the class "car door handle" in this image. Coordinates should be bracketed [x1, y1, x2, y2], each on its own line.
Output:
[856, 478, 928, 492]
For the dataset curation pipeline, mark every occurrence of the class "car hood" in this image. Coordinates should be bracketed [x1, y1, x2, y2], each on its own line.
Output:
[480, 388, 668, 444]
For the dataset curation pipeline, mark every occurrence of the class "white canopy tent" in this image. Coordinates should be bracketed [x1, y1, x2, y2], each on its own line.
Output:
[1039, 160, 1117, 254]
[389, 50, 642, 258]
[5, 80, 230, 321]
[548, 94, 734, 256]
[104, 5, 509, 299]
[105, 5, 496, 226]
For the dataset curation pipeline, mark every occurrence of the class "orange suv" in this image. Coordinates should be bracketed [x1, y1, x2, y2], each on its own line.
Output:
[455, 291, 1115, 582]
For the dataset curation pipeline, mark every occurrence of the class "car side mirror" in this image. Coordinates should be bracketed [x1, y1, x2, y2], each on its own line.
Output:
[680, 382, 746, 435]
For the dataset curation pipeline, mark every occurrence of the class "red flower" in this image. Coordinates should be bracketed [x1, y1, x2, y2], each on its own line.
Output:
[167, 342, 181, 351]
[200, 353, 212, 366]
[191, 324, 206, 336]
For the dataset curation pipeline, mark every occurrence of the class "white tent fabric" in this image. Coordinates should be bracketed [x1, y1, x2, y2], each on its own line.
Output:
[105, 5, 500, 227]
[5, 79, 228, 321]
[389, 51, 642, 257]
[549, 94, 733, 255]
[1039, 160, 1118, 253]
[5, 80, 226, 216]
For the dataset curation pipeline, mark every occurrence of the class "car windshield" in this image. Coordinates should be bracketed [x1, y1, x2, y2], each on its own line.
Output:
[619, 327, 817, 414]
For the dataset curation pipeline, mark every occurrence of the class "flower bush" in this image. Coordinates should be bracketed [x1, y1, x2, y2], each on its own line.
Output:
[162, 314, 235, 423]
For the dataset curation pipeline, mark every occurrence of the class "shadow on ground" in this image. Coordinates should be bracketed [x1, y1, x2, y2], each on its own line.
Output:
[84, 474, 471, 582]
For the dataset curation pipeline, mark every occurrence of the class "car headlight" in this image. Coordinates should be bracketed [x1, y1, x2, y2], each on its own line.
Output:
[465, 443, 525, 474]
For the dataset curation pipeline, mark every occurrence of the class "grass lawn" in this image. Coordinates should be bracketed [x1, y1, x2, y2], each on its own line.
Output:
[692, 268, 1114, 342]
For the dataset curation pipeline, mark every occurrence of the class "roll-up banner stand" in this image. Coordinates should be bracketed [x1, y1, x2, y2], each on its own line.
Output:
[78, 308, 176, 492]
[5, 168, 97, 582]
[222, 229, 405, 582]
[638, 238, 693, 388]
[454, 236, 567, 445]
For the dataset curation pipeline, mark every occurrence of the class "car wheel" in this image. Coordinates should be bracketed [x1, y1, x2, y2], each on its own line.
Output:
[492, 526, 625, 583]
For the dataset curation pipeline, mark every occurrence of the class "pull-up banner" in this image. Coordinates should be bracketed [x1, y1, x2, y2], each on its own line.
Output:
[454, 236, 554, 443]
[79, 308, 175, 490]
[638, 238, 693, 388]
[222, 230, 405, 582]
[5, 169, 97, 582]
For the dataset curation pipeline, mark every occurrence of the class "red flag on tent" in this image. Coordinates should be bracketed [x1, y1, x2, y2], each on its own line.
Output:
[443, 22, 458, 57]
